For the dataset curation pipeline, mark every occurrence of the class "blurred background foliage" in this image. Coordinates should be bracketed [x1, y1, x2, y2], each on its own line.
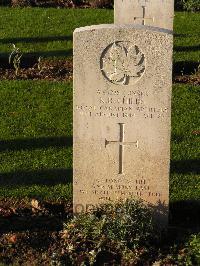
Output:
[0, 0, 199, 12]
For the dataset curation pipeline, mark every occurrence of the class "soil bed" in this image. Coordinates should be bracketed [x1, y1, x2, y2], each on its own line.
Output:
[0, 59, 73, 82]
[0, 199, 73, 265]
[0, 58, 199, 85]
[1, 199, 200, 265]
[174, 74, 200, 86]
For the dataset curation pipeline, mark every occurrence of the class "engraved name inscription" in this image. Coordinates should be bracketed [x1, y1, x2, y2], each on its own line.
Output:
[100, 42, 145, 85]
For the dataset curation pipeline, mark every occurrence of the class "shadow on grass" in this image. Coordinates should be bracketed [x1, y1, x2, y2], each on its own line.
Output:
[171, 133, 184, 143]
[0, 50, 73, 68]
[174, 45, 200, 52]
[169, 200, 200, 230]
[0, 35, 72, 44]
[0, 136, 72, 152]
[173, 61, 200, 75]
[171, 159, 200, 175]
[0, 168, 72, 186]
[148, 200, 169, 227]
[174, 33, 200, 37]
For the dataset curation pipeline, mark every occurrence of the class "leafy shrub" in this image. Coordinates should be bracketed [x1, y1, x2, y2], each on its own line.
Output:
[160, 234, 200, 265]
[88, 0, 199, 11]
[89, 0, 113, 8]
[61, 199, 159, 265]
[10, 0, 83, 7]
[182, 0, 200, 11]
[9, 0, 114, 8]
[4, 0, 200, 10]
[175, 0, 200, 11]
[0, 0, 11, 6]
[175, 0, 184, 10]
[183, 234, 200, 265]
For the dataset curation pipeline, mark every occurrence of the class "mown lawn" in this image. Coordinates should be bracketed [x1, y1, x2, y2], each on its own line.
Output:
[0, 80, 199, 201]
[0, 7, 199, 266]
[0, 8, 113, 58]
[174, 12, 200, 63]
[0, 8, 199, 63]
[0, 8, 199, 203]
[170, 84, 200, 202]
[0, 80, 72, 200]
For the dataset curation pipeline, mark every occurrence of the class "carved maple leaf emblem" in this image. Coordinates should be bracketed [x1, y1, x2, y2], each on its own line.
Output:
[101, 42, 145, 85]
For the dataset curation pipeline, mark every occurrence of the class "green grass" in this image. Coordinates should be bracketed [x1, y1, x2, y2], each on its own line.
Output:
[0, 8, 113, 58]
[0, 8, 199, 63]
[0, 81, 199, 201]
[0, 8, 199, 202]
[174, 12, 200, 63]
[170, 84, 200, 202]
[0, 80, 73, 200]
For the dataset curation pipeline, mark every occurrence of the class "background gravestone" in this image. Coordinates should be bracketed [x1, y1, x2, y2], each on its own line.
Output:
[115, 0, 174, 30]
[73, 24, 173, 225]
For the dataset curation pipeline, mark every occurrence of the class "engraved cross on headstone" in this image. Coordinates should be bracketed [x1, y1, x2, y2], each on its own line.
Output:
[105, 123, 139, 174]
[134, 0, 154, 25]
[139, 0, 149, 6]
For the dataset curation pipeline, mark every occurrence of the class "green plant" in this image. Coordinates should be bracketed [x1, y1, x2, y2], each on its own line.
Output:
[175, 0, 200, 12]
[175, 0, 200, 11]
[175, 0, 184, 10]
[178, 234, 200, 265]
[89, 0, 113, 8]
[9, 44, 23, 76]
[62, 199, 158, 265]
[11, 0, 31, 7]
[37, 56, 43, 71]
[182, 0, 200, 11]
[160, 234, 200, 265]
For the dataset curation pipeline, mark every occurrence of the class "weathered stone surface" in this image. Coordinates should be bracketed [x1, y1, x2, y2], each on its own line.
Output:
[73, 24, 173, 225]
[115, 0, 174, 30]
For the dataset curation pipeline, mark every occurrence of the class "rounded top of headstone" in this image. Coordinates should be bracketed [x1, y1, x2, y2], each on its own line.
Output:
[74, 24, 173, 35]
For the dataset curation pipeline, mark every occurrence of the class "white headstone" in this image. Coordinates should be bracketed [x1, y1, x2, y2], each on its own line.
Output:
[115, 0, 174, 30]
[73, 24, 173, 225]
